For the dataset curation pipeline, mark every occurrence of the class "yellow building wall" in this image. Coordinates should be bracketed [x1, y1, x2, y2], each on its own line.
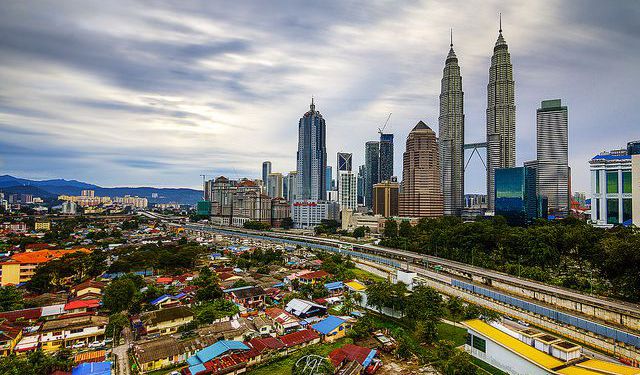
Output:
[77, 287, 102, 297]
[1, 264, 21, 286]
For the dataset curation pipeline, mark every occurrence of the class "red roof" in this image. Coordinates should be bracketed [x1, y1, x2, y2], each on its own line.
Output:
[156, 277, 173, 284]
[299, 270, 329, 280]
[0, 307, 42, 322]
[248, 337, 285, 353]
[329, 344, 373, 367]
[25, 243, 53, 251]
[1, 249, 91, 265]
[218, 272, 237, 281]
[279, 329, 319, 347]
[64, 299, 100, 311]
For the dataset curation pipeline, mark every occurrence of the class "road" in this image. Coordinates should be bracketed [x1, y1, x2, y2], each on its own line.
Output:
[112, 326, 132, 375]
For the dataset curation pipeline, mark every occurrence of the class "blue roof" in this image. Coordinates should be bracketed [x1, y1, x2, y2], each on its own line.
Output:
[324, 281, 343, 290]
[188, 340, 249, 365]
[150, 294, 170, 305]
[188, 363, 206, 375]
[312, 315, 345, 335]
[592, 154, 631, 161]
[72, 361, 112, 375]
[362, 349, 377, 368]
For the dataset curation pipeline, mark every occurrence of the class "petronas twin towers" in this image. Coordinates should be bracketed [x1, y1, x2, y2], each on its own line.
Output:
[439, 21, 515, 214]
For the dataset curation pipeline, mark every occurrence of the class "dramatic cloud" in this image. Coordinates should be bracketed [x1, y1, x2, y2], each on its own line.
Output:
[0, 0, 638, 192]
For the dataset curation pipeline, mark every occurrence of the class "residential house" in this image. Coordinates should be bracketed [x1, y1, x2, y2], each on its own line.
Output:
[185, 340, 256, 375]
[0, 321, 22, 356]
[312, 316, 352, 342]
[251, 315, 274, 337]
[264, 308, 301, 335]
[63, 299, 100, 315]
[279, 329, 321, 354]
[40, 315, 108, 351]
[0, 249, 91, 286]
[70, 280, 105, 299]
[298, 270, 330, 285]
[223, 285, 267, 309]
[285, 298, 327, 319]
[197, 318, 257, 342]
[140, 306, 193, 337]
[133, 335, 219, 373]
[329, 344, 381, 374]
[247, 337, 285, 357]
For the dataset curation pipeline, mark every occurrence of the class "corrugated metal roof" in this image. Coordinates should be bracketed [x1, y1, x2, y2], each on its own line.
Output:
[312, 315, 345, 335]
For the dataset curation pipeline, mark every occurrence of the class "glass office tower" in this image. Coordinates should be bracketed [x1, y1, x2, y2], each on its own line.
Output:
[495, 166, 545, 225]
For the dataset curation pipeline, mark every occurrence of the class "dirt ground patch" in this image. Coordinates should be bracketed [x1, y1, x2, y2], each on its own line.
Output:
[376, 353, 438, 375]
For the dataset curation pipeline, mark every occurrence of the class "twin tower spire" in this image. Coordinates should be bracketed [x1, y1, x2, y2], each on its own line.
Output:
[438, 15, 515, 215]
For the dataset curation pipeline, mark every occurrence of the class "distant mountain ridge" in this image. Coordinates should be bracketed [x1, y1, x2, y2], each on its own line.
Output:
[0, 175, 202, 205]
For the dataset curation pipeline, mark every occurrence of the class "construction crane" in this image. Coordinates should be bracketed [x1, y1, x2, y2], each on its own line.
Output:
[378, 112, 392, 135]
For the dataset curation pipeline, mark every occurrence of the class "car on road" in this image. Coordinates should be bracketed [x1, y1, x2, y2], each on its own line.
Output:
[517, 320, 530, 327]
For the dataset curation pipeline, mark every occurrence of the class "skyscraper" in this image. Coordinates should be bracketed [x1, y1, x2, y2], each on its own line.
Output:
[398, 121, 444, 218]
[357, 165, 366, 206]
[536, 99, 569, 217]
[486, 19, 516, 211]
[379, 133, 394, 182]
[338, 170, 357, 211]
[325, 166, 333, 193]
[296, 99, 327, 201]
[373, 180, 399, 217]
[364, 141, 380, 208]
[439, 33, 465, 216]
[285, 171, 298, 202]
[267, 172, 284, 198]
[337, 152, 352, 172]
[262, 161, 272, 186]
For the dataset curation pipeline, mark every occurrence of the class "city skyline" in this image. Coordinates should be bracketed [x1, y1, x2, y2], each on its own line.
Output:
[1, 1, 639, 193]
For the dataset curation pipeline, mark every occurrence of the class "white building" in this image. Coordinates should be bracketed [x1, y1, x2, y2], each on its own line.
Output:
[291, 200, 339, 229]
[267, 172, 284, 198]
[337, 170, 357, 211]
[589, 150, 633, 227]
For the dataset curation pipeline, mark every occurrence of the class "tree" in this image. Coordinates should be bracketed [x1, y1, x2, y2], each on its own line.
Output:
[352, 226, 366, 239]
[383, 219, 398, 238]
[0, 349, 73, 375]
[0, 286, 24, 312]
[281, 217, 294, 230]
[405, 286, 443, 322]
[193, 268, 222, 302]
[195, 299, 239, 324]
[103, 277, 137, 313]
[243, 221, 271, 230]
[446, 296, 465, 321]
[399, 220, 413, 238]
[414, 319, 439, 344]
[105, 313, 129, 343]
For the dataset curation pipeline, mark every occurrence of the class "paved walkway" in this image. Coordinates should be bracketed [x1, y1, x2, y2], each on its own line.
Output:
[113, 326, 132, 375]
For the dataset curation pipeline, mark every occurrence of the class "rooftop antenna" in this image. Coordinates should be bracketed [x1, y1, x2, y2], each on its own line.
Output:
[499, 12, 502, 33]
[450, 28, 453, 47]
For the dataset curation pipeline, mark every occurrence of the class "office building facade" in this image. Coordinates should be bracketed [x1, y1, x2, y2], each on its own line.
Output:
[357, 165, 366, 206]
[267, 172, 284, 198]
[379, 133, 394, 182]
[291, 200, 340, 229]
[398, 121, 444, 218]
[486, 24, 516, 211]
[285, 171, 298, 202]
[536, 99, 569, 217]
[364, 141, 380, 208]
[337, 152, 353, 172]
[495, 166, 546, 225]
[262, 161, 272, 186]
[590, 150, 633, 227]
[337, 170, 358, 211]
[439, 37, 465, 216]
[296, 99, 327, 201]
[325, 166, 333, 193]
[373, 180, 399, 217]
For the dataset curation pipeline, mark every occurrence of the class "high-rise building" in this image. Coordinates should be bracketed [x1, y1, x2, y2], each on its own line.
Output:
[373, 180, 399, 217]
[536, 99, 569, 217]
[296, 99, 327, 201]
[357, 165, 366, 206]
[267, 172, 284, 198]
[495, 166, 546, 225]
[337, 170, 357, 211]
[590, 148, 634, 227]
[285, 171, 298, 202]
[379, 133, 394, 182]
[262, 161, 272, 186]
[325, 166, 333, 193]
[627, 141, 640, 155]
[337, 152, 353, 172]
[398, 121, 444, 218]
[486, 20, 516, 211]
[364, 141, 380, 208]
[439, 34, 465, 216]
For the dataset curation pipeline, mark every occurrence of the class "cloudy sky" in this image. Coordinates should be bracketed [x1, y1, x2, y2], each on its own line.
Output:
[0, 1, 638, 193]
